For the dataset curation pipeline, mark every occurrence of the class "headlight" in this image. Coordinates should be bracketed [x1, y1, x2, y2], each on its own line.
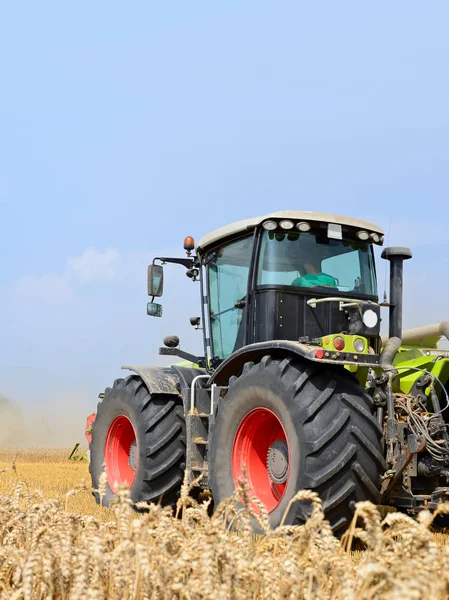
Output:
[263, 220, 277, 231]
[279, 220, 294, 230]
[362, 309, 378, 328]
[297, 221, 311, 232]
[354, 338, 365, 353]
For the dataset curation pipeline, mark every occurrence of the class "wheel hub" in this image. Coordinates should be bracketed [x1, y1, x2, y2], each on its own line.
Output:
[267, 439, 289, 484]
[128, 440, 137, 471]
[232, 407, 289, 513]
[104, 415, 137, 492]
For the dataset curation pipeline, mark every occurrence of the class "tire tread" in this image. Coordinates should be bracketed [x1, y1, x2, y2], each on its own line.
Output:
[89, 375, 186, 508]
[210, 356, 384, 532]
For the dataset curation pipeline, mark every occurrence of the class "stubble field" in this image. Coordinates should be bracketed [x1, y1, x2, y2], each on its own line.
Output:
[1, 448, 449, 599]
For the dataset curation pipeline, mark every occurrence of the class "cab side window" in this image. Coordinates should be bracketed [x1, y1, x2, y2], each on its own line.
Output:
[208, 236, 253, 359]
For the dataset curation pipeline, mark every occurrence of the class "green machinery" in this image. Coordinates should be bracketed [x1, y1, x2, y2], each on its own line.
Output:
[85, 211, 449, 531]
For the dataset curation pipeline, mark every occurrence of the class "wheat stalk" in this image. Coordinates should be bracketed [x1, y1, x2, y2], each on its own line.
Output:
[1, 450, 449, 599]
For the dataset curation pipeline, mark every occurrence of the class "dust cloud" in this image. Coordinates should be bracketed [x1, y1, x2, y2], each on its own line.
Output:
[0, 396, 26, 446]
[0, 394, 93, 448]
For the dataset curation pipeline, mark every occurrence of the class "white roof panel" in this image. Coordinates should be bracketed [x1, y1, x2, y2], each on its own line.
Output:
[196, 211, 384, 252]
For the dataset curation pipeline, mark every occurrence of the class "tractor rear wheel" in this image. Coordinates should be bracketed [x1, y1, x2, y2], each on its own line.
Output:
[209, 356, 385, 532]
[89, 375, 186, 507]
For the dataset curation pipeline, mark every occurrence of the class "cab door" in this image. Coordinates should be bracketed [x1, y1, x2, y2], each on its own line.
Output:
[207, 235, 253, 361]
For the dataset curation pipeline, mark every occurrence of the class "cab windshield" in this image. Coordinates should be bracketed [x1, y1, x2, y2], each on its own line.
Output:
[257, 230, 377, 296]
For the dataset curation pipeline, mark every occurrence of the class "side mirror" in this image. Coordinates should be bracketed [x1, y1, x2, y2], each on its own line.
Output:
[147, 302, 163, 318]
[148, 264, 164, 297]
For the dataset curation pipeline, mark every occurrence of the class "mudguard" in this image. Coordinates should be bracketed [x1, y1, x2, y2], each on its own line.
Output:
[122, 364, 206, 413]
[122, 365, 181, 396]
[209, 340, 381, 386]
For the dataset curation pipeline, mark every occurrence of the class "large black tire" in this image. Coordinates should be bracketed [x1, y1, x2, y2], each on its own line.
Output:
[209, 356, 385, 532]
[89, 375, 186, 507]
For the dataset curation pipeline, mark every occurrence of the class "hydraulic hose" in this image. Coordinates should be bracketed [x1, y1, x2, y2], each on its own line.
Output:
[379, 336, 402, 371]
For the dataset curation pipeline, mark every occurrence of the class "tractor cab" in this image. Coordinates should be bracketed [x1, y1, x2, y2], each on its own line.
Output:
[149, 211, 386, 369]
[197, 212, 383, 364]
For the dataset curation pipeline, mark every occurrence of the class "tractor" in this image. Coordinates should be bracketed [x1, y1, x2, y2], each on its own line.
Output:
[86, 211, 449, 532]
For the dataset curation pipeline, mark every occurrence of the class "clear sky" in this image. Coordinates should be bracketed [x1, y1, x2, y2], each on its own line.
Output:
[1, 2, 448, 442]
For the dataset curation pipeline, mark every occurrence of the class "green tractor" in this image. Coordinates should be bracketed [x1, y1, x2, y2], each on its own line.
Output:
[85, 211, 449, 531]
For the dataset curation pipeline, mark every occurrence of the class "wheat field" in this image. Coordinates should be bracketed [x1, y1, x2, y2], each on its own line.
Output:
[1, 448, 449, 599]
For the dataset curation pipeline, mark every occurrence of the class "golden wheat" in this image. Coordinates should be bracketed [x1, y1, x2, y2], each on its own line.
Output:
[0, 448, 110, 520]
[1, 449, 449, 599]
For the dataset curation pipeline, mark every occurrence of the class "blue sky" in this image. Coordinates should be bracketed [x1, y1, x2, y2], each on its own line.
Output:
[1, 2, 448, 442]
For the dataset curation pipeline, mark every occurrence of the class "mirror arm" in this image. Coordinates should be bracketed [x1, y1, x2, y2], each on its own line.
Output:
[154, 257, 195, 269]
[159, 346, 205, 366]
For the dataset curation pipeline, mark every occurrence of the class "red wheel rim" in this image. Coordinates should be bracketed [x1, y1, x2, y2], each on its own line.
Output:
[104, 415, 137, 492]
[232, 408, 289, 513]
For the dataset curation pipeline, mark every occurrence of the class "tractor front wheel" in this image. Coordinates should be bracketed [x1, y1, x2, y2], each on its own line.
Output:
[209, 356, 385, 532]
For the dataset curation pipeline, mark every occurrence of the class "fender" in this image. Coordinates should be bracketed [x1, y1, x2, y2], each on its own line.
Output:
[209, 340, 381, 386]
[122, 364, 206, 412]
[122, 365, 181, 396]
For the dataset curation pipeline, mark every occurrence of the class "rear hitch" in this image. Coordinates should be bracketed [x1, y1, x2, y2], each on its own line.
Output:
[381, 434, 426, 499]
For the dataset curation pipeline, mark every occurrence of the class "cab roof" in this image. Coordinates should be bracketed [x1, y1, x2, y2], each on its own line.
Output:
[196, 211, 384, 252]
